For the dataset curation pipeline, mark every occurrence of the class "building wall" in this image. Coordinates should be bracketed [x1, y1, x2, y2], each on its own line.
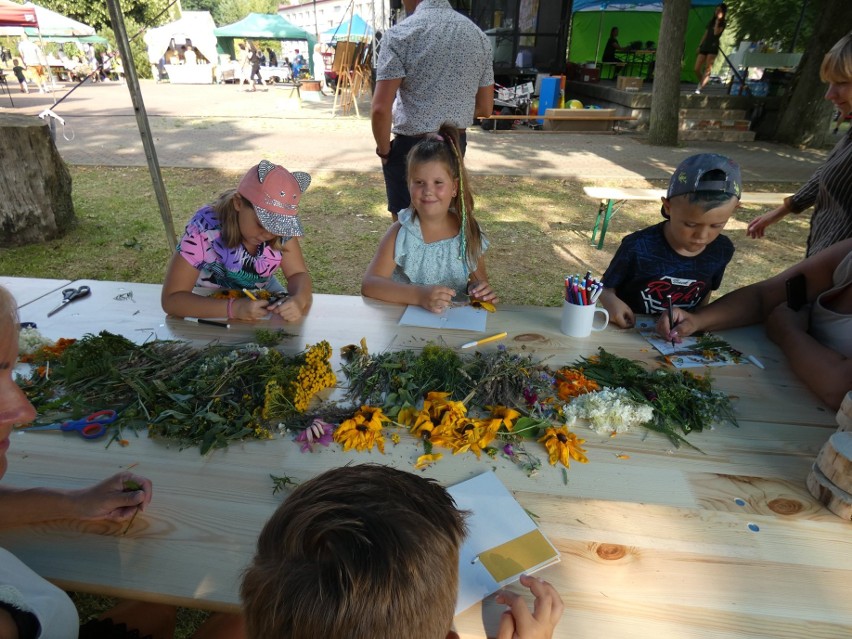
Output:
[278, 0, 394, 38]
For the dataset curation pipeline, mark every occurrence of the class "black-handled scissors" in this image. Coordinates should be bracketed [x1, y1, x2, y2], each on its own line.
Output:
[47, 286, 91, 317]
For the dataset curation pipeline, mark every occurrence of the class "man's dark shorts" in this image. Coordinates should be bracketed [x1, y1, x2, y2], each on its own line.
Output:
[382, 131, 467, 215]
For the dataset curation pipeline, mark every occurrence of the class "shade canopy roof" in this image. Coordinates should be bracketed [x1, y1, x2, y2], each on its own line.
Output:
[321, 13, 373, 42]
[213, 13, 310, 40]
[24, 2, 96, 36]
[573, 0, 717, 10]
[0, 0, 36, 26]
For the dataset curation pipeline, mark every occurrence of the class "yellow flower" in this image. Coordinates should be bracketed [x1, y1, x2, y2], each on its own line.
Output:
[538, 426, 588, 468]
[484, 405, 522, 432]
[431, 417, 491, 458]
[333, 405, 389, 453]
[414, 453, 443, 469]
[397, 406, 418, 427]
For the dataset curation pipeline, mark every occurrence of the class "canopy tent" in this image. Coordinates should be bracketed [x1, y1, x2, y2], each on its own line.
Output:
[0, 0, 36, 26]
[569, 1, 719, 82]
[321, 13, 373, 43]
[143, 11, 218, 64]
[213, 13, 310, 40]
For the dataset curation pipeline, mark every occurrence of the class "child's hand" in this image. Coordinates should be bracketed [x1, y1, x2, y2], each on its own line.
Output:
[232, 298, 274, 321]
[267, 297, 305, 323]
[600, 290, 634, 328]
[468, 280, 499, 304]
[495, 574, 564, 639]
[420, 286, 457, 313]
[655, 307, 697, 342]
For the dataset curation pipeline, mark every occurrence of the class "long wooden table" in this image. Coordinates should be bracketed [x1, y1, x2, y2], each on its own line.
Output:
[2, 279, 849, 638]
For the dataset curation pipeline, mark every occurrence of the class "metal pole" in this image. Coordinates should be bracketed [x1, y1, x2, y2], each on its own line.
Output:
[105, 0, 177, 252]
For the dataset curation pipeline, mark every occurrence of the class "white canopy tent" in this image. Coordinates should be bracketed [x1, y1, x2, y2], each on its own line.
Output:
[143, 11, 218, 64]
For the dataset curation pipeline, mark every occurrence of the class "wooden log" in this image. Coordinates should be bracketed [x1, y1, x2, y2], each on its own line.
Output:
[806, 463, 852, 521]
[837, 391, 852, 432]
[0, 114, 74, 247]
[815, 432, 852, 494]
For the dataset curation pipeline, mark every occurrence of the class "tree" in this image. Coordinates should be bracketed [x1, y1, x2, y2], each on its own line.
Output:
[648, 0, 691, 146]
[774, 0, 852, 146]
[35, 0, 173, 34]
[213, 0, 281, 27]
[725, 0, 818, 51]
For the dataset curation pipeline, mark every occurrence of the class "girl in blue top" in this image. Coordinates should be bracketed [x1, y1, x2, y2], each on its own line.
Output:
[362, 124, 498, 313]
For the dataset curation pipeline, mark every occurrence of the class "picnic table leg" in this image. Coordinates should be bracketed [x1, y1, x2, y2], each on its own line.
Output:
[591, 200, 606, 245]
[596, 199, 616, 250]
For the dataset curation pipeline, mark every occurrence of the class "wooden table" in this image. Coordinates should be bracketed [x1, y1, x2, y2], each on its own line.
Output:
[2, 279, 849, 638]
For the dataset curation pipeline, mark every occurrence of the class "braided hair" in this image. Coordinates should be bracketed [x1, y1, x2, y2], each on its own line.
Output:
[406, 123, 483, 275]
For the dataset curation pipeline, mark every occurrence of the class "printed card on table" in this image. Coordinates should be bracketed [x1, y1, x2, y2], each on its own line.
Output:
[448, 471, 560, 614]
[634, 317, 744, 368]
[399, 304, 488, 332]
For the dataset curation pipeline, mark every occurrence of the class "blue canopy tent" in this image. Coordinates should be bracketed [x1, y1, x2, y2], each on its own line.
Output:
[321, 13, 373, 43]
[570, 1, 720, 81]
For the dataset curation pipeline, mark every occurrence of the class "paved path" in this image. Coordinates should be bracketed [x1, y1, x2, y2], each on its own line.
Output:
[1, 79, 831, 183]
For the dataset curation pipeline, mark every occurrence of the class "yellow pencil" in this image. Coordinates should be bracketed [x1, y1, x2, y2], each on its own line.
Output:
[461, 332, 508, 349]
[242, 288, 258, 301]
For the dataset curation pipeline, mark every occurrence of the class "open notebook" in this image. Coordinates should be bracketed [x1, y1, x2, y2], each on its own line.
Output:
[448, 471, 560, 614]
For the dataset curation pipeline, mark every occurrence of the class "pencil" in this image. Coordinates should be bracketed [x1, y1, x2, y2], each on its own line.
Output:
[666, 295, 676, 349]
[242, 288, 258, 301]
[186, 318, 230, 329]
[461, 332, 508, 349]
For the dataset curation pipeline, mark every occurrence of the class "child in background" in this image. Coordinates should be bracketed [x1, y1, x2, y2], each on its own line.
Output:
[362, 123, 498, 313]
[240, 464, 564, 639]
[11, 58, 27, 93]
[600, 153, 740, 328]
[162, 160, 313, 322]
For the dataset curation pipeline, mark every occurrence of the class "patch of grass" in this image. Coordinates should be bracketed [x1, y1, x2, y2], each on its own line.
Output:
[0, 167, 809, 307]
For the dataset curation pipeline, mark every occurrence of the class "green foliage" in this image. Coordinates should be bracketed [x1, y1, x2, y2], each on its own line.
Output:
[724, 0, 817, 51]
[213, 0, 282, 27]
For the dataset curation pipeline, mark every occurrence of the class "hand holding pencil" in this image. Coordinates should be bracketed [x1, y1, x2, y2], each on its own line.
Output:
[656, 305, 699, 343]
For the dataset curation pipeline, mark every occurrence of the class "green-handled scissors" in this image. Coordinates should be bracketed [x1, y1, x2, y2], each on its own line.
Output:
[21, 410, 117, 440]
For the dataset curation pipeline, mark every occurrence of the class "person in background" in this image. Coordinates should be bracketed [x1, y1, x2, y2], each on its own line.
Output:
[372, 0, 494, 220]
[312, 43, 328, 94]
[291, 49, 306, 78]
[602, 26, 624, 63]
[17, 34, 48, 93]
[694, 3, 727, 95]
[184, 45, 197, 65]
[162, 160, 313, 322]
[362, 124, 497, 313]
[657, 238, 852, 411]
[248, 44, 263, 91]
[0, 285, 154, 638]
[747, 32, 852, 257]
[240, 464, 564, 639]
[600, 154, 740, 328]
[267, 47, 278, 68]
[11, 58, 28, 93]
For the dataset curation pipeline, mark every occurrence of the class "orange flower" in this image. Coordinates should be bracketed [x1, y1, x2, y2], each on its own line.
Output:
[538, 426, 588, 468]
[554, 367, 599, 401]
[333, 405, 389, 453]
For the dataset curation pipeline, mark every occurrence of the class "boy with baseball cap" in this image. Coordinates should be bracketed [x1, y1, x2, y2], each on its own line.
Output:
[600, 153, 741, 328]
[162, 159, 314, 323]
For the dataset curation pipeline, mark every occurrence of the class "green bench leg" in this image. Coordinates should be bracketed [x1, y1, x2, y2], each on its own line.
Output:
[591, 199, 616, 249]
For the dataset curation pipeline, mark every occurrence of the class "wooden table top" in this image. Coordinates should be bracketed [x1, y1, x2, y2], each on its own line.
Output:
[2, 279, 849, 638]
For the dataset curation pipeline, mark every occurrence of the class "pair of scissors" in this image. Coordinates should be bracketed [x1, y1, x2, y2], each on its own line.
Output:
[21, 410, 117, 440]
[48, 286, 91, 317]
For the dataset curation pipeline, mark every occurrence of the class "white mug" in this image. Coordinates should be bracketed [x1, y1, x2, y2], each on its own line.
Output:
[561, 302, 609, 338]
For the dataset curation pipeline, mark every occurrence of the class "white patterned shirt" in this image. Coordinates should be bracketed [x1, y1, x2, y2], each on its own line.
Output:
[376, 0, 494, 135]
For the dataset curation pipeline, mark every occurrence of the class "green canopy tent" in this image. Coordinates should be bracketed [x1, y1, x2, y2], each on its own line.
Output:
[569, 1, 718, 82]
[213, 13, 316, 72]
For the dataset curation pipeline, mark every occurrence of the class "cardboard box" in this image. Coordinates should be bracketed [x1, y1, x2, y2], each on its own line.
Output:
[580, 68, 600, 83]
[616, 76, 643, 91]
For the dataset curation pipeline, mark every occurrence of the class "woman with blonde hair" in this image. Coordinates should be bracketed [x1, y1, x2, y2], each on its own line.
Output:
[747, 32, 852, 256]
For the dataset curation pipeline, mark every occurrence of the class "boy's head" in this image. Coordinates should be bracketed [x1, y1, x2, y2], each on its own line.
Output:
[12, 58, 19, 66]
[241, 464, 468, 639]
[661, 153, 741, 256]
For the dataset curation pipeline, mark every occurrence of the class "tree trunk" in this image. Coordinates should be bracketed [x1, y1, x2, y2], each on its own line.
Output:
[0, 114, 74, 247]
[648, 0, 692, 146]
[774, 0, 852, 147]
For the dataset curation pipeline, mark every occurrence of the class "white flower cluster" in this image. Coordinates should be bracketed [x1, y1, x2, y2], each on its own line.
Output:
[18, 327, 52, 356]
[563, 387, 654, 435]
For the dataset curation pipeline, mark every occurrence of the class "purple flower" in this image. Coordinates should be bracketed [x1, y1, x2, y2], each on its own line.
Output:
[503, 443, 515, 457]
[295, 419, 335, 452]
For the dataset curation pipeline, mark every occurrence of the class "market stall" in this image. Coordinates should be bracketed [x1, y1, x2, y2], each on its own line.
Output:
[143, 11, 219, 84]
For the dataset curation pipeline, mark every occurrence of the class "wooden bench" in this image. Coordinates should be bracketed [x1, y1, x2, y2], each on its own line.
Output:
[585, 186, 792, 249]
[481, 110, 638, 134]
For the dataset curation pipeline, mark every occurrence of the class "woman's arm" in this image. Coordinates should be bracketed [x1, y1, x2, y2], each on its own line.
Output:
[766, 304, 852, 410]
[161, 253, 269, 320]
[0, 472, 152, 527]
[361, 224, 456, 312]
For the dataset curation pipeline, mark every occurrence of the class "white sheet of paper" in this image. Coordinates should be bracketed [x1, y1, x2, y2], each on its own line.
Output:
[398, 304, 488, 332]
[634, 317, 743, 368]
[448, 471, 560, 614]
